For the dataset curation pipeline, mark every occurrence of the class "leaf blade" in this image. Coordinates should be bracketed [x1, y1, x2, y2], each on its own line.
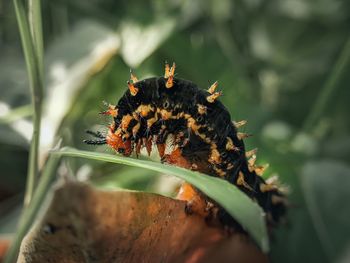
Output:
[53, 147, 269, 252]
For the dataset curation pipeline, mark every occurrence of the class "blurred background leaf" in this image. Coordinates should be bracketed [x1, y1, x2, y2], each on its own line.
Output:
[1, 0, 349, 262]
[302, 161, 350, 262]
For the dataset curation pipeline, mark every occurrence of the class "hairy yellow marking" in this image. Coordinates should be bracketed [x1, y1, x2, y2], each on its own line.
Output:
[147, 116, 158, 128]
[213, 166, 226, 177]
[114, 128, 122, 136]
[122, 133, 130, 139]
[197, 104, 207, 115]
[233, 120, 247, 128]
[136, 104, 154, 117]
[127, 81, 138, 96]
[207, 91, 222, 103]
[166, 75, 174, 88]
[208, 81, 218, 94]
[227, 163, 234, 170]
[183, 113, 191, 119]
[266, 175, 279, 185]
[209, 148, 221, 164]
[225, 137, 236, 151]
[254, 164, 269, 176]
[245, 148, 258, 158]
[176, 111, 185, 119]
[184, 120, 210, 144]
[115, 128, 121, 135]
[121, 114, 133, 130]
[237, 172, 254, 191]
[191, 163, 198, 170]
[130, 72, 138, 83]
[100, 104, 118, 117]
[197, 132, 207, 140]
[164, 62, 170, 78]
[248, 154, 257, 167]
[109, 107, 118, 117]
[159, 109, 172, 120]
[237, 132, 251, 140]
[187, 117, 201, 132]
[260, 183, 277, 193]
[132, 112, 139, 121]
[247, 153, 256, 173]
[170, 62, 176, 76]
[165, 62, 176, 88]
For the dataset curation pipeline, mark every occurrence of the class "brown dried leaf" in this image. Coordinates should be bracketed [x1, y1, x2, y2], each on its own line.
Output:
[18, 181, 268, 263]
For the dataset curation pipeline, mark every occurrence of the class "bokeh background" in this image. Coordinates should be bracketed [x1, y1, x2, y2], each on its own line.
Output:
[1, 0, 350, 262]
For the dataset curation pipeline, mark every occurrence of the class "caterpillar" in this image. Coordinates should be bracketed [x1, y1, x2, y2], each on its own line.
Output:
[85, 62, 287, 226]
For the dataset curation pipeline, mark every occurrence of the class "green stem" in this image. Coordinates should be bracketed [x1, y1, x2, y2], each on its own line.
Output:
[303, 37, 350, 132]
[25, 109, 42, 206]
[3, 156, 61, 263]
[28, 0, 44, 79]
[13, 0, 44, 206]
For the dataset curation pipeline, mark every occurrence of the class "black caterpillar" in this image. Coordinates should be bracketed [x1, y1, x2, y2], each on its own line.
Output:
[85, 62, 287, 226]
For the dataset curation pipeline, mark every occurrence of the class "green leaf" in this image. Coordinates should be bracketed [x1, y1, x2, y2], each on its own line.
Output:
[28, 0, 44, 79]
[92, 166, 160, 191]
[0, 104, 32, 124]
[301, 160, 350, 262]
[13, 0, 44, 207]
[52, 146, 269, 252]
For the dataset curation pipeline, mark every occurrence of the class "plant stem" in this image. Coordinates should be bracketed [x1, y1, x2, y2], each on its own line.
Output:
[3, 156, 61, 263]
[13, 0, 44, 206]
[303, 37, 350, 132]
[28, 0, 44, 79]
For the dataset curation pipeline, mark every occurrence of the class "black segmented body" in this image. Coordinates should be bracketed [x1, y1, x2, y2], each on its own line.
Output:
[86, 72, 287, 225]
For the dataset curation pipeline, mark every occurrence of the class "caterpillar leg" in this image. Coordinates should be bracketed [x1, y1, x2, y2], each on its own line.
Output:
[177, 181, 219, 222]
[177, 183, 211, 218]
[161, 147, 192, 169]
[162, 148, 214, 218]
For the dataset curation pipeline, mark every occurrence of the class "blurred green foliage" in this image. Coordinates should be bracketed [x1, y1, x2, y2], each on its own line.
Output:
[1, 0, 350, 262]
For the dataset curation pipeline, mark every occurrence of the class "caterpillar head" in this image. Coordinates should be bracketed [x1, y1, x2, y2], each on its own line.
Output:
[106, 125, 132, 156]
